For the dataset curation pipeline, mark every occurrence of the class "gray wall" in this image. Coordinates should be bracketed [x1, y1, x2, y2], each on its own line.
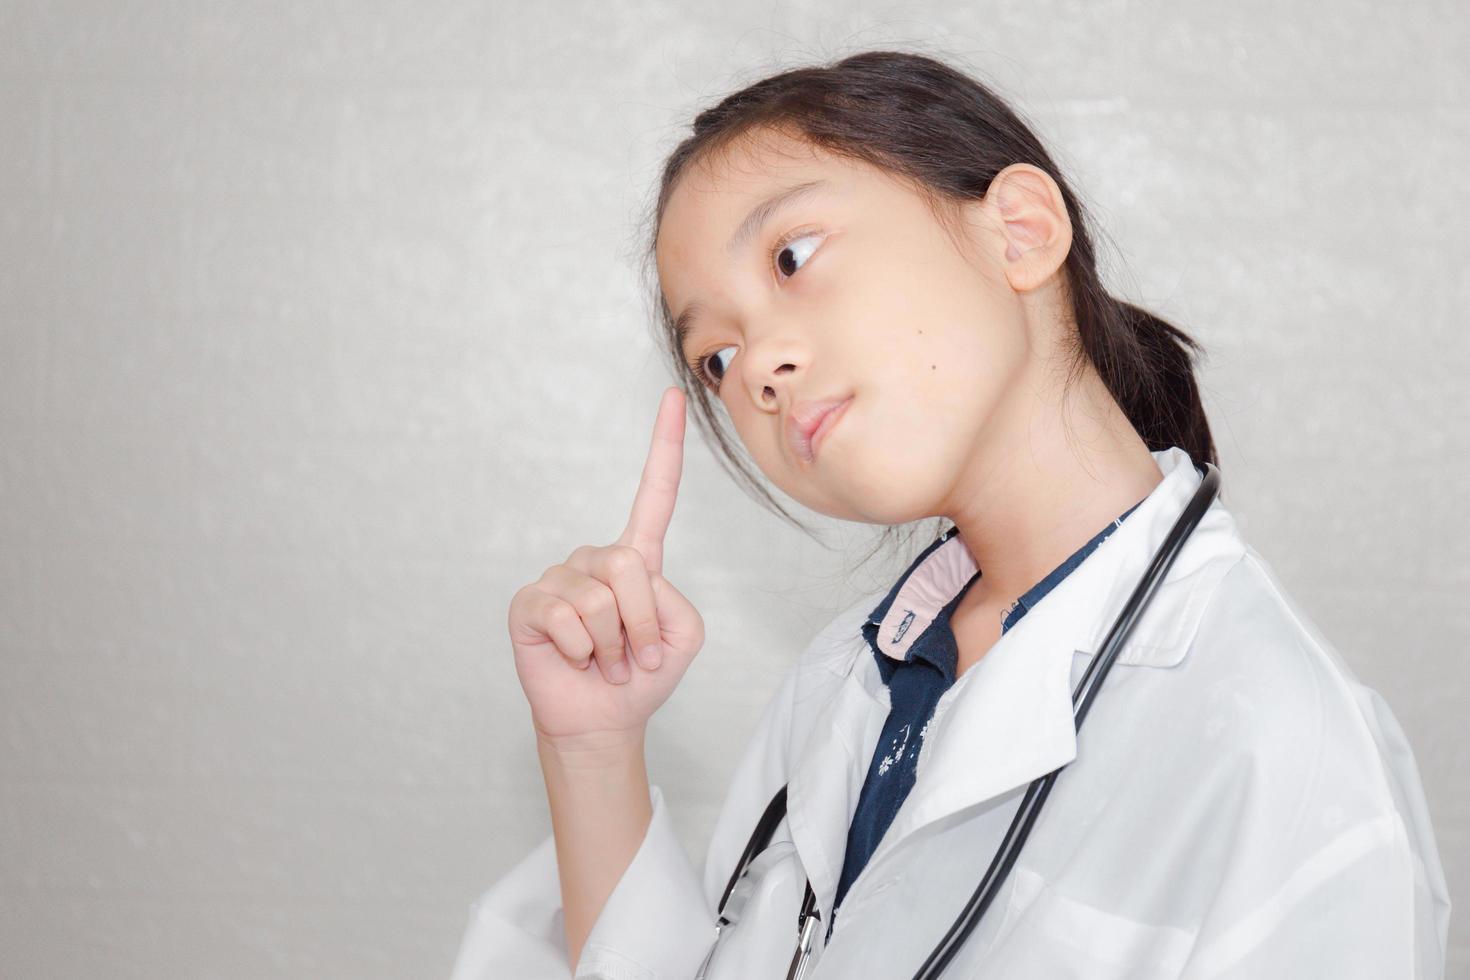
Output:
[1, 2, 1465, 977]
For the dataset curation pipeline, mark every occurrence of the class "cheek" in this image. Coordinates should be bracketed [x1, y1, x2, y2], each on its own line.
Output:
[861, 306, 1017, 441]
[857, 383, 980, 475]
[928, 329, 1017, 422]
[833, 344, 1017, 511]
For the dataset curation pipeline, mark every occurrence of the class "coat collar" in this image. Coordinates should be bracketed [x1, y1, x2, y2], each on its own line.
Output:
[786, 446, 1248, 928]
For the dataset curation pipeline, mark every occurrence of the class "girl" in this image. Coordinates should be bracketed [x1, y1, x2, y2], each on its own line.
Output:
[452, 51, 1450, 979]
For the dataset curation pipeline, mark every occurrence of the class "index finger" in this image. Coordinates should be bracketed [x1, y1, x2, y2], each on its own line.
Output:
[616, 385, 686, 575]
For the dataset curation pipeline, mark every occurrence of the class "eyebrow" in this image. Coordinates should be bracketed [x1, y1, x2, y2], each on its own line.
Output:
[725, 178, 831, 256]
[673, 178, 833, 355]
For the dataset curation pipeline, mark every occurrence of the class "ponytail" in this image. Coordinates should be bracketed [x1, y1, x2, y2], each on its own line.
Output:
[1073, 286, 1217, 469]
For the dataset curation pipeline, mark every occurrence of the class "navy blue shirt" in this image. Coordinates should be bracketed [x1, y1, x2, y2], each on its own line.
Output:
[831, 498, 1147, 929]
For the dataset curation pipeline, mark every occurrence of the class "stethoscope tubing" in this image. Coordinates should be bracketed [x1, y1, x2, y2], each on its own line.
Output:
[911, 459, 1219, 978]
[707, 459, 1222, 980]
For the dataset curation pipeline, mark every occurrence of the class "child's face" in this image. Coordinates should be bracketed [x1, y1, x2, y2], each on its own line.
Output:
[655, 128, 1048, 526]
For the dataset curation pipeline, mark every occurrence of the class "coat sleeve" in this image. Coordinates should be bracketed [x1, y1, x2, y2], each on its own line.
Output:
[1178, 811, 1444, 980]
[445, 781, 708, 980]
[447, 624, 828, 980]
[1177, 670, 1451, 980]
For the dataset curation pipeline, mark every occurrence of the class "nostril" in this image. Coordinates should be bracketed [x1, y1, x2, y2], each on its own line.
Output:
[764, 386, 775, 399]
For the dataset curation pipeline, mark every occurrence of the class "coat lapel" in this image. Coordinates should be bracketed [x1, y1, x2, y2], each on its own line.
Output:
[784, 662, 886, 932]
[788, 446, 1248, 910]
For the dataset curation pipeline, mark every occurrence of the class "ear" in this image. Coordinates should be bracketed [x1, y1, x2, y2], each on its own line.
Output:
[967, 163, 1073, 293]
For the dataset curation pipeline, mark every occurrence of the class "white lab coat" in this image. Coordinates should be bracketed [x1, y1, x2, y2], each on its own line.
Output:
[450, 446, 1452, 979]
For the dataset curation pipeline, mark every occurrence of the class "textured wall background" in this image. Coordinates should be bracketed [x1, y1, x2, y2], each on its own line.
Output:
[1, 1, 1465, 977]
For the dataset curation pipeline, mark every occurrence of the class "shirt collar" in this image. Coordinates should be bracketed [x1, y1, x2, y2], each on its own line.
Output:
[811, 445, 1247, 679]
[862, 499, 1144, 678]
[862, 528, 976, 673]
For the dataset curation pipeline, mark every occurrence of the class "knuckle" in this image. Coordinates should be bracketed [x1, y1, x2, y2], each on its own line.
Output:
[627, 615, 659, 640]
[508, 584, 530, 614]
[577, 581, 616, 616]
[594, 623, 624, 651]
[508, 593, 532, 629]
[605, 545, 644, 576]
[601, 625, 630, 656]
[547, 598, 580, 631]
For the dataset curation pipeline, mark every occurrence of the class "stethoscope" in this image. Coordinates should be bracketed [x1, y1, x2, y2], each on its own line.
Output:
[695, 459, 1221, 980]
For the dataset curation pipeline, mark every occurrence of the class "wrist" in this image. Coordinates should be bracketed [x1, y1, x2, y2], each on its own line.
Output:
[534, 727, 653, 970]
[535, 726, 647, 771]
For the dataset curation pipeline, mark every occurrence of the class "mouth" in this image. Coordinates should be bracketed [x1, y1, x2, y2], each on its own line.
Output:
[787, 394, 854, 464]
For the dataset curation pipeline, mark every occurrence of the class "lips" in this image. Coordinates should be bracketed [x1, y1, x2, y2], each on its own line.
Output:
[787, 394, 854, 463]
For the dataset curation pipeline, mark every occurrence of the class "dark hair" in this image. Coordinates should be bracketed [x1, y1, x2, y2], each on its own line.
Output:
[638, 49, 1217, 560]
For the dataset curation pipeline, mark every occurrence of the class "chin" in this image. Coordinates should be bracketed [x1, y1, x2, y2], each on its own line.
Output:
[790, 463, 947, 527]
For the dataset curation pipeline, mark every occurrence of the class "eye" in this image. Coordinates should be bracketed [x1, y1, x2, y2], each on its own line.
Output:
[771, 228, 823, 282]
[692, 345, 737, 392]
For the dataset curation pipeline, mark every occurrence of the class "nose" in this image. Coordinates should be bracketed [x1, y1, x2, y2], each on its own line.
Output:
[742, 333, 806, 412]
[758, 365, 794, 405]
[746, 346, 805, 405]
[744, 364, 799, 421]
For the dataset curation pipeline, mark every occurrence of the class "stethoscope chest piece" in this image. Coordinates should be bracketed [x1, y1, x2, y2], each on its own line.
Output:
[694, 840, 819, 980]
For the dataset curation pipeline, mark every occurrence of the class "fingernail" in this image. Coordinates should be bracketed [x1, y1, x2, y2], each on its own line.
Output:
[607, 658, 630, 684]
[638, 644, 662, 670]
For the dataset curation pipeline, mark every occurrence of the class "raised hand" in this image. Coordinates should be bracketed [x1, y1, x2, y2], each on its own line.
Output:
[506, 386, 706, 752]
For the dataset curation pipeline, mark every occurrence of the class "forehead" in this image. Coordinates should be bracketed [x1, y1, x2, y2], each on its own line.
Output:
[655, 131, 869, 295]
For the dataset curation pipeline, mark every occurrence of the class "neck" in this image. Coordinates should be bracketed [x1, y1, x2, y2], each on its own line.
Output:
[942, 364, 1164, 610]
